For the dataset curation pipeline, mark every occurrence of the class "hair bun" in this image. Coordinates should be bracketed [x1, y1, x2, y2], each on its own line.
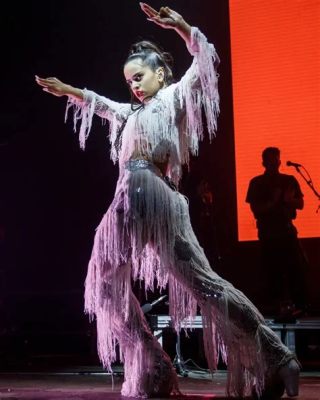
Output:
[161, 51, 173, 67]
[129, 41, 158, 55]
[129, 41, 173, 67]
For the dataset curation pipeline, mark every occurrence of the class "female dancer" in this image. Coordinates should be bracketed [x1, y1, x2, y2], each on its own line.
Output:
[36, 3, 300, 398]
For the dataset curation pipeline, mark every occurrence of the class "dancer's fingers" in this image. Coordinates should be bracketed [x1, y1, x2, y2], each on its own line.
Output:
[140, 2, 158, 14]
[147, 16, 163, 26]
[35, 77, 51, 87]
[36, 76, 57, 82]
[35, 76, 47, 83]
[140, 2, 158, 18]
[35, 76, 51, 85]
[159, 6, 170, 18]
[36, 80, 48, 88]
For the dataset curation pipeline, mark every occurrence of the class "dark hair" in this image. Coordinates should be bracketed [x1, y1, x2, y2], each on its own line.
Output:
[124, 40, 174, 106]
[262, 147, 280, 162]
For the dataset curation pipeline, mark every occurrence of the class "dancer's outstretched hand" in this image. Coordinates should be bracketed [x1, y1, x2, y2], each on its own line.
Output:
[140, 2, 184, 30]
[35, 75, 69, 97]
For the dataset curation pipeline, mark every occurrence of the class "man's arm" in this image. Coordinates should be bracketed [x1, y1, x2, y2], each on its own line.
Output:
[246, 180, 282, 217]
[283, 179, 304, 210]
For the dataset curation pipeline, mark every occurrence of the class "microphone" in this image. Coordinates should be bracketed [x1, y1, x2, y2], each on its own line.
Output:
[286, 161, 302, 168]
[141, 295, 167, 314]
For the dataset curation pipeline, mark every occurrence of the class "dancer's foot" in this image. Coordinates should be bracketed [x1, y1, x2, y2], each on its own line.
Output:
[278, 359, 300, 397]
[252, 380, 285, 399]
[252, 359, 300, 399]
[121, 342, 179, 398]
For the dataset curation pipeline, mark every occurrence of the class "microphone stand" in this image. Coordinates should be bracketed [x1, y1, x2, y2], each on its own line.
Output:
[142, 295, 189, 376]
[294, 165, 320, 213]
[173, 331, 189, 377]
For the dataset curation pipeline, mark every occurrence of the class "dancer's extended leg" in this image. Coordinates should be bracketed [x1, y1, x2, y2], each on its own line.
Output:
[167, 194, 299, 398]
[84, 198, 178, 398]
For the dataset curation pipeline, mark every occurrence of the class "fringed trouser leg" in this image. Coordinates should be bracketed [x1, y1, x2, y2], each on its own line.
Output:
[84, 191, 178, 398]
[100, 265, 178, 397]
[85, 166, 296, 398]
[168, 193, 296, 397]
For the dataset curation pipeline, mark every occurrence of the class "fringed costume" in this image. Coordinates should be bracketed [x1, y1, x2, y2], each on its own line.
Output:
[66, 27, 295, 398]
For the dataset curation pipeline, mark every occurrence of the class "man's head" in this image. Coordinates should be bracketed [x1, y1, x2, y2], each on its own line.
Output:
[262, 147, 281, 173]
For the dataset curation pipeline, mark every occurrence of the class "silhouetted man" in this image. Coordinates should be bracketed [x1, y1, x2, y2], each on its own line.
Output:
[246, 147, 307, 319]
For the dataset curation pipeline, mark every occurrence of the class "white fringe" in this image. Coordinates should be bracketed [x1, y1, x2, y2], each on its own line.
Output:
[65, 90, 96, 150]
[60, 28, 296, 398]
[182, 27, 220, 149]
[65, 27, 220, 187]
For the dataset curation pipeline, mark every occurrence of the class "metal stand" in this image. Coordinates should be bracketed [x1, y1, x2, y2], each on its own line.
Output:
[293, 164, 320, 213]
[173, 332, 189, 377]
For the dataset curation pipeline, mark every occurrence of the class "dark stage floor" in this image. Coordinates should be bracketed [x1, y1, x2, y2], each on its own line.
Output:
[0, 370, 319, 399]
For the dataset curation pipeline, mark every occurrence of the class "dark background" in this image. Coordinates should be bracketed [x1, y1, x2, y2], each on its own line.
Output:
[1, 0, 319, 370]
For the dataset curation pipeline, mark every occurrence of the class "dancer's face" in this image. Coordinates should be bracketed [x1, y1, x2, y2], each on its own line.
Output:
[124, 58, 164, 102]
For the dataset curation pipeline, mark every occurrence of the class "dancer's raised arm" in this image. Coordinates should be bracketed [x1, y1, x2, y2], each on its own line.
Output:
[35, 74, 131, 151]
[140, 3, 191, 46]
[35, 76, 83, 101]
[141, 2, 219, 144]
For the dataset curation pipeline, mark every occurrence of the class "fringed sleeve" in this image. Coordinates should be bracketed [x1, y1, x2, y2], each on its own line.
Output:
[65, 89, 131, 156]
[174, 27, 220, 155]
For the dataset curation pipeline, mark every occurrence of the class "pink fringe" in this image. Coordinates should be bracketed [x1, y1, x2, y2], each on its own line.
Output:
[63, 27, 293, 398]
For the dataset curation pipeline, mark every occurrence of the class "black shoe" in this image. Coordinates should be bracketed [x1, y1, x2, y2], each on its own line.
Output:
[278, 359, 300, 397]
[252, 359, 300, 399]
[252, 380, 285, 399]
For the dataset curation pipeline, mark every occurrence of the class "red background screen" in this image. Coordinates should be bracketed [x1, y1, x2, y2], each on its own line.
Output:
[229, 0, 320, 240]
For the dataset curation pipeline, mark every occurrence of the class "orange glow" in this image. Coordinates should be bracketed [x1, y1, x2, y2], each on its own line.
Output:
[229, 0, 320, 240]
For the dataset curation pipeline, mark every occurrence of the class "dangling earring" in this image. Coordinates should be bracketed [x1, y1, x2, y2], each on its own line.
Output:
[158, 71, 164, 87]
